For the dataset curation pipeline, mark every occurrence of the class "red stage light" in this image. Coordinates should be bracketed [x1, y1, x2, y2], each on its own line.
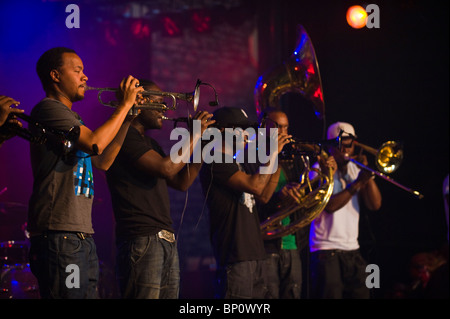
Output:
[191, 11, 211, 33]
[346, 5, 368, 29]
[162, 16, 181, 36]
[131, 19, 150, 39]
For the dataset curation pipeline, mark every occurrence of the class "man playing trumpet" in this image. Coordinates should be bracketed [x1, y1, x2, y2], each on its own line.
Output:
[27, 47, 143, 299]
[106, 80, 215, 299]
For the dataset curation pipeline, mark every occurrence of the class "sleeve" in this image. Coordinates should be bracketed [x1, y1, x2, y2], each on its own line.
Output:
[212, 162, 240, 185]
[120, 130, 153, 163]
[31, 100, 82, 131]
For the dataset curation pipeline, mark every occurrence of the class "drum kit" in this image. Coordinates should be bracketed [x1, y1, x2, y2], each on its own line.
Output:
[0, 200, 40, 299]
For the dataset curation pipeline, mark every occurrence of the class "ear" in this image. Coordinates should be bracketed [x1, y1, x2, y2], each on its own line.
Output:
[50, 69, 60, 83]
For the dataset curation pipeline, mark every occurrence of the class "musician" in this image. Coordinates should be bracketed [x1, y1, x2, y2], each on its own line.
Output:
[105, 80, 214, 299]
[309, 121, 382, 299]
[0, 95, 24, 145]
[199, 106, 291, 299]
[27, 47, 142, 299]
[257, 108, 307, 299]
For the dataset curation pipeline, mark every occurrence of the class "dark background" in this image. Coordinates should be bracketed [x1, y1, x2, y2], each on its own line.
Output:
[0, 0, 448, 299]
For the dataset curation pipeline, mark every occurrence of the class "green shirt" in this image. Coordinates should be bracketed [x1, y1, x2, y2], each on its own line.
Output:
[275, 169, 297, 250]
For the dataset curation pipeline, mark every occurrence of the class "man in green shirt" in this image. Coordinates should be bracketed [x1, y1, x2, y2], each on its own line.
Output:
[257, 108, 307, 299]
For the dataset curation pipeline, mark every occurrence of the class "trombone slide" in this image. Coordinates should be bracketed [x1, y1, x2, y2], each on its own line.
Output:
[347, 157, 424, 199]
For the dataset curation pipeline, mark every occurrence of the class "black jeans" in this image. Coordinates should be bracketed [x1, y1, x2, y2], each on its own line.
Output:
[29, 232, 99, 299]
[310, 249, 370, 299]
[215, 260, 270, 299]
[115, 234, 180, 299]
[264, 250, 302, 299]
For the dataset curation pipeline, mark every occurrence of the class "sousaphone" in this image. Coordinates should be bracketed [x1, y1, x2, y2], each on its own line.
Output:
[255, 25, 334, 239]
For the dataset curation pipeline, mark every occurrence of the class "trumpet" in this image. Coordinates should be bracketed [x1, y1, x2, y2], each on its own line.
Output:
[347, 140, 424, 199]
[86, 79, 219, 115]
[279, 136, 342, 160]
[1, 113, 80, 155]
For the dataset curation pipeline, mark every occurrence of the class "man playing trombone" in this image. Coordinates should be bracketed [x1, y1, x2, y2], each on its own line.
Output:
[309, 121, 382, 299]
[105, 79, 214, 299]
[27, 47, 143, 299]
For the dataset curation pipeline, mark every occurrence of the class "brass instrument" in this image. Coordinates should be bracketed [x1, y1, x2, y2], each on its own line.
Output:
[260, 148, 334, 239]
[255, 25, 334, 239]
[349, 140, 424, 199]
[1, 113, 79, 155]
[255, 25, 325, 121]
[86, 79, 205, 114]
[353, 140, 403, 174]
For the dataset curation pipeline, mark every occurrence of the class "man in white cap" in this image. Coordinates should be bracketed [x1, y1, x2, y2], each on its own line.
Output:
[309, 121, 382, 299]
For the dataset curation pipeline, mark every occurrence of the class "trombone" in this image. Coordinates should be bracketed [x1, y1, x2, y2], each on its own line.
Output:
[85, 79, 218, 114]
[348, 140, 424, 199]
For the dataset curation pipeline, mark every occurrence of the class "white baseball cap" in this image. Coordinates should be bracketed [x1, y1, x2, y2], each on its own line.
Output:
[327, 122, 357, 140]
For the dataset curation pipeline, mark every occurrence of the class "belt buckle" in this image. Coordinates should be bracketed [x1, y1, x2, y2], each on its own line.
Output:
[158, 230, 175, 243]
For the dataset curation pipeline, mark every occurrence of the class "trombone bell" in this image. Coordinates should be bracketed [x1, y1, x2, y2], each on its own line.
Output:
[353, 140, 403, 174]
[376, 141, 403, 174]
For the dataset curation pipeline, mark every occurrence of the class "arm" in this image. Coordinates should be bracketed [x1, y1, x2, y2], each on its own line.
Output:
[226, 132, 290, 197]
[254, 166, 281, 203]
[91, 116, 134, 171]
[359, 175, 382, 211]
[77, 76, 143, 165]
[325, 155, 382, 213]
[166, 162, 203, 192]
[134, 111, 214, 187]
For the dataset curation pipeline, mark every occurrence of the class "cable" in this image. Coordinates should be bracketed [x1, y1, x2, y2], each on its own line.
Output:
[195, 162, 214, 230]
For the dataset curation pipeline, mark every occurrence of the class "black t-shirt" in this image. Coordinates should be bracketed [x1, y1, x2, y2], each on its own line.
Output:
[199, 156, 267, 266]
[106, 126, 172, 241]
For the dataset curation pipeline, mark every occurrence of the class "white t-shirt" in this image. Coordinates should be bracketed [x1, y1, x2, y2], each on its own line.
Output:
[309, 161, 361, 252]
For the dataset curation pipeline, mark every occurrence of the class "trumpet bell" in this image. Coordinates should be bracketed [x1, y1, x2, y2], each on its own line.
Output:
[376, 141, 403, 174]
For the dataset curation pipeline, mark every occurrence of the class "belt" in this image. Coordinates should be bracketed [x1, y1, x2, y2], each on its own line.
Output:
[157, 230, 175, 243]
[30, 230, 93, 240]
[312, 249, 359, 255]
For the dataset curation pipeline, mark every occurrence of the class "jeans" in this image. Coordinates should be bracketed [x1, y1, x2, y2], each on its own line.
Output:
[116, 234, 180, 299]
[265, 250, 302, 299]
[215, 260, 270, 299]
[310, 249, 370, 299]
[29, 232, 99, 299]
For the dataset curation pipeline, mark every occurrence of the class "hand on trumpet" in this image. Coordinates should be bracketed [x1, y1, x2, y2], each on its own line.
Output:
[116, 76, 144, 113]
[277, 132, 292, 155]
[0, 95, 25, 145]
[0, 95, 24, 127]
[192, 110, 215, 135]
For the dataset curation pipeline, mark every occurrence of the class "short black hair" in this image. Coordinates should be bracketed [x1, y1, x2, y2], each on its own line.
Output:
[36, 47, 76, 91]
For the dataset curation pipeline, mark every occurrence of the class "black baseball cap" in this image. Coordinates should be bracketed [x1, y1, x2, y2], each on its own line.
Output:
[212, 107, 257, 129]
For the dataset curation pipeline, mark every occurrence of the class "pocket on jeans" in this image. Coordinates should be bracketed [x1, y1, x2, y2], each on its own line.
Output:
[130, 236, 151, 264]
[59, 234, 82, 255]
